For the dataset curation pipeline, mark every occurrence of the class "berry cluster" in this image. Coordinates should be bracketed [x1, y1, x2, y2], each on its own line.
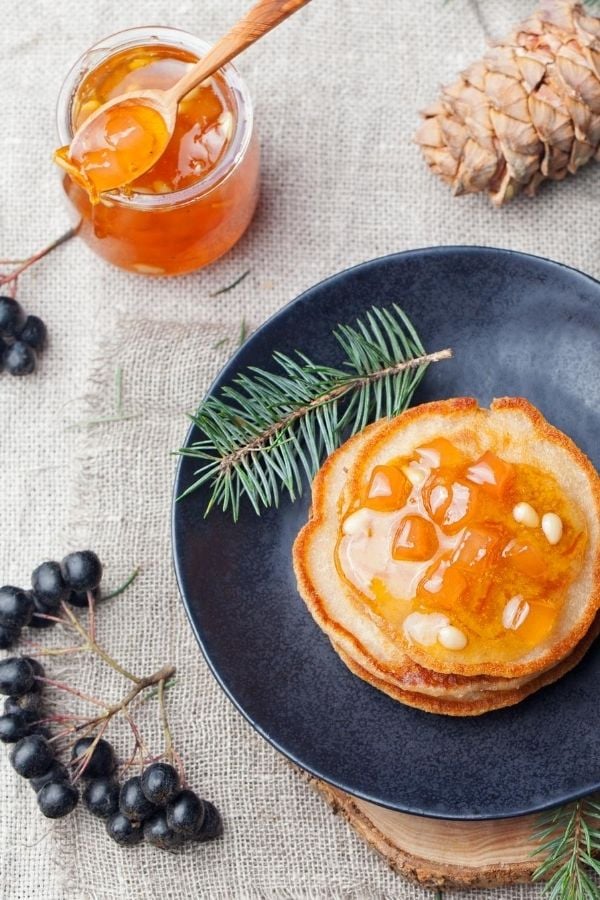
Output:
[0, 296, 47, 377]
[107, 763, 221, 849]
[0, 655, 79, 818]
[0, 553, 222, 852]
[0, 658, 221, 847]
[0, 550, 103, 649]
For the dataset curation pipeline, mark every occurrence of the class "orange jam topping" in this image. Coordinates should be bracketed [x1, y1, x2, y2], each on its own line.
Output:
[55, 45, 235, 203]
[336, 441, 587, 663]
[363, 466, 410, 511]
[392, 516, 438, 561]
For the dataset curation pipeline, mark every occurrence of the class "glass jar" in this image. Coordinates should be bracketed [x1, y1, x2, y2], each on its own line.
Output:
[56, 27, 260, 276]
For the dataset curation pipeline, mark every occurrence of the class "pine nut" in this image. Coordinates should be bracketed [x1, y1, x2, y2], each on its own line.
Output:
[342, 508, 372, 537]
[512, 501, 539, 528]
[541, 512, 563, 545]
[437, 625, 468, 650]
[502, 595, 530, 630]
[403, 612, 449, 646]
[403, 463, 428, 486]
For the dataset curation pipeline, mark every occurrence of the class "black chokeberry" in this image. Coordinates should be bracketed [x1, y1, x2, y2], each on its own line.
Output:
[0, 712, 30, 743]
[67, 587, 99, 608]
[0, 296, 25, 337]
[4, 340, 36, 376]
[25, 656, 45, 680]
[143, 810, 184, 850]
[0, 623, 20, 649]
[4, 691, 43, 723]
[30, 592, 56, 629]
[37, 780, 79, 818]
[83, 777, 120, 819]
[61, 551, 102, 593]
[106, 812, 144, 847]
[166, 790, 205, 837]
[193, 801, 223, 842]
[30, 760, 69, 792]
[0, 586, 34, 629]
[0, 657, 35, 696]
[31, 561, 67, 607]
[120, 775, 158, 822]
[18, 315, 47, 351]
[141, 763, 180, 806]
[9, 734, 54, 778]
[71, 736, 115, 778]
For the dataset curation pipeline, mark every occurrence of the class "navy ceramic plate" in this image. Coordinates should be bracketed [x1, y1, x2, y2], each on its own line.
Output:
[173, 247, 600, 820]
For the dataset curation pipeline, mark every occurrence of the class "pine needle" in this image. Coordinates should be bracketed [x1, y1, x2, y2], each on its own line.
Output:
[532, 796, 600, 899]
[211, 269, 250, 297]
[177, 304, 452, 520]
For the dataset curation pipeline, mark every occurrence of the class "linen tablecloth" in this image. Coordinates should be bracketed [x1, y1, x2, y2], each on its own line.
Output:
[1, 1, 599, 897]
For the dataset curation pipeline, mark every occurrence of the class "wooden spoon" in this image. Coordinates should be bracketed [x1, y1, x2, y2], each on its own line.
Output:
[54, 0, 311, 198]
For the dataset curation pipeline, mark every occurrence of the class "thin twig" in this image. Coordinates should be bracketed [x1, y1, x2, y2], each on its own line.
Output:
[0, 227, 78, 286]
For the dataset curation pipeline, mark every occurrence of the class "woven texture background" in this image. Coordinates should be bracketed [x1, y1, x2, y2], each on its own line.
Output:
[0, 0, 599, 897]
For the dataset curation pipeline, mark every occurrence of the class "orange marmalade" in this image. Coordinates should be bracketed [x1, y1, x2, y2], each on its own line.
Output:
[56, 28, 259, 275]
[336, 437, 587, 664]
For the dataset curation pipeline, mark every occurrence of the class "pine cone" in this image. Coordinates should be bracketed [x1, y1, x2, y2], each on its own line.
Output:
[415, 0, 600, 205]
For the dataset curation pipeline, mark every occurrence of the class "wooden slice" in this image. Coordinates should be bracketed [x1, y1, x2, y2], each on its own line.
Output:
[300, 771, 544, 889]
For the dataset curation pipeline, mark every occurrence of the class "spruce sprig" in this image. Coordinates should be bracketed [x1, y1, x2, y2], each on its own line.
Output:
[532, 797, 600, 899]
[178, 305, 452, 519]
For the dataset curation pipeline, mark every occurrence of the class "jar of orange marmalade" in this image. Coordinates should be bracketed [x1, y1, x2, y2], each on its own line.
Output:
[56, 27, 260, 276]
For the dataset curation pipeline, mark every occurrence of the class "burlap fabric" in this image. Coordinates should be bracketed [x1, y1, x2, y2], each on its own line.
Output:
[1, 0, 599, 897]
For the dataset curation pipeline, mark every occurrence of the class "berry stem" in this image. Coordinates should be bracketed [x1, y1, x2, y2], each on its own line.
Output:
[158, 677, 174, 765]
[87, 589, 96, 643]
[72, 718, 110, 782]
[122, 707, 149, 770]
[70, 664, 177, 740]
[59, 600, 142, 684]
[100, 567, 140, 601]
[0, 226, 78, 287]
[37, 676, 107, 709]
[28, 645, 83, 657]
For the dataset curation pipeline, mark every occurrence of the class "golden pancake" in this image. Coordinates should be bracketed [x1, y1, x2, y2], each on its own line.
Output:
[343, 398, 600, 678]
[294, 423, 543, 701]
[332, 612, 600, 716]
[293, 397, 600, 713]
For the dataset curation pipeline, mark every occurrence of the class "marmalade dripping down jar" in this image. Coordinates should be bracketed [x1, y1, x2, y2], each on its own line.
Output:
[56, 27, 260, 276]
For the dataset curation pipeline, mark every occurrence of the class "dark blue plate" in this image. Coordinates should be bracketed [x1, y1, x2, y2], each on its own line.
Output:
[172, 247, 600, 820]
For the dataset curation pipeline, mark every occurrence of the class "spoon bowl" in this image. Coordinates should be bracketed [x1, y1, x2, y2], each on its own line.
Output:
[54, 0, 311, 199]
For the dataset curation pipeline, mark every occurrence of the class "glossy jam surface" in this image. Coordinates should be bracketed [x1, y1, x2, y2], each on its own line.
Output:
[337, 437, 587, 663]
[59, 42, 259, 275]
[56, 100, 171, 200]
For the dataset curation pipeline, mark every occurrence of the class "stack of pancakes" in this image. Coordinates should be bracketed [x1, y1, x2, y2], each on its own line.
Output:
[293, 398, 600, 715]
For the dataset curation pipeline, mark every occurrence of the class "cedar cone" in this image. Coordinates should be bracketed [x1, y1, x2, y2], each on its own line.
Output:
[415, 0, 600, 205]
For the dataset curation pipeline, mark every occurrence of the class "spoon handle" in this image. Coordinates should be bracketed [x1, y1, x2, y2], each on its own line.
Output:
[168, 0, 311, 103]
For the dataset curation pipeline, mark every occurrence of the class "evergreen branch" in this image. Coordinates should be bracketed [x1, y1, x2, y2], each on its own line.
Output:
[532, 797, 600, 899]
[178, 304, 452, 519]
